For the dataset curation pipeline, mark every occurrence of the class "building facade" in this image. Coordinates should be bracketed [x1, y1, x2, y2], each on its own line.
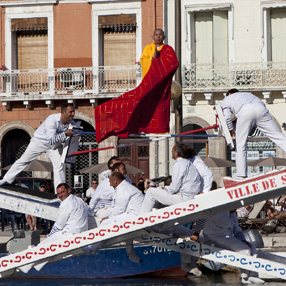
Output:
[0, 0, 286, 188]
[180, 0, 286, 185]
[0, 0, 166, 188]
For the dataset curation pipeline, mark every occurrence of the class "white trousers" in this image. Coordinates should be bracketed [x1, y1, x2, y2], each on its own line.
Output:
[236, 103, 286, 177]
[140, 187, 194, 214]
[95, 206, 113, 227]
[4, 137, 64, 192]
[203, 234, 258, 278]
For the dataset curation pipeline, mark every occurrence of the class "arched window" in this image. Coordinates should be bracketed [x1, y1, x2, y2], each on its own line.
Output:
[182, 124, 207, 157]
[1, 129, 32, 177]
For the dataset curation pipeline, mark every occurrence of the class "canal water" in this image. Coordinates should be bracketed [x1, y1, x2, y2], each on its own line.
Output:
[0, 273, 284, 286]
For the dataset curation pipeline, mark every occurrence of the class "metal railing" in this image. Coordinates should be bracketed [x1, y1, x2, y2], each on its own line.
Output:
[182, 62, 286, 91]
[3, 61, 285, 97]
[0, 65, 142, 98]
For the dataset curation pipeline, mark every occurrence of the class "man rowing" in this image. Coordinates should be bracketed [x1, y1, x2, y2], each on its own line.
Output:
[0, 103, 76, 191]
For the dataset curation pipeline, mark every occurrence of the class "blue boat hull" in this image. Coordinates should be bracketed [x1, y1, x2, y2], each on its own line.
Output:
[15, 244, 186, 278]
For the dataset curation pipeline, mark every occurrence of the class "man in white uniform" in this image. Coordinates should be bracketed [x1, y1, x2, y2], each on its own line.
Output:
[47, 183, 88, 238]
[86, 179, 98, 201]
[100, 156, 122, 181]
[188, 147, 213, 194]
[179, 147, 213, 277]
[106, 172, 144, 222]
[202, 210, 265, 284]
[84, 172, 144, 260]
[139, 143, 202, 274]
[20, 183, 88, 273]
[0, 103, 76, 191]
[140, 143, 201, 213]
[222, 89, 286, 178]
[88, 162, 131, 227]
[88, 163, 140, 263]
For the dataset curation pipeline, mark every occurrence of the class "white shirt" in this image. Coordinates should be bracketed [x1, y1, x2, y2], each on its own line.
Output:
[86, 187, 96, 198]
[165, 157, 201, 197]
[100, 169, 132, 183]
[34, 113, 75, 148]
[109, 180, 144, 218]
[221, 92, 264, 131]
[190, 155, 213, 193]
[54, 194, 88, 234]
[100, 170, 111, 181]
[89, 178, 115, 213]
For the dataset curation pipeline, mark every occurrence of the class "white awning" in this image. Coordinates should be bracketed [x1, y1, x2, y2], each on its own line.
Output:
[185, 3, 232, 13]
[261, 0, 286, 9]
[0, 0, 57, 7]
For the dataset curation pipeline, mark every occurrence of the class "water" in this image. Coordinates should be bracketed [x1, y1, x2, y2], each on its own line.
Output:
[0, 273, 284, 286]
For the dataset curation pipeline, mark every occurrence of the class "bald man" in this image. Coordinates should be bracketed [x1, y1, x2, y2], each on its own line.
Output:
[140, 28, 165, 79]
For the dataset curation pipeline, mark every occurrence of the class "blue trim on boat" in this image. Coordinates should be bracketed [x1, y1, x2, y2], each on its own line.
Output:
[14, 244, 184, 278]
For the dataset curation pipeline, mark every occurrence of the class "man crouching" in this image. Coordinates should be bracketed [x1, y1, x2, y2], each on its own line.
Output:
[19, 183, 88, 273]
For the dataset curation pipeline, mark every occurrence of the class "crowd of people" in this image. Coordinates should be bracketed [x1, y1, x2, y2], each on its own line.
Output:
[16, 142, 265, 284]
[5, 29, 286, 284]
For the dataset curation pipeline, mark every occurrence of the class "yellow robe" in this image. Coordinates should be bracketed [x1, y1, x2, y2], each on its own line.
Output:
[140, 42, 164, 79]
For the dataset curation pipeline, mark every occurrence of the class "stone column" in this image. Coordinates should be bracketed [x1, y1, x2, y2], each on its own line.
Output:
[208, 136, 227, 188]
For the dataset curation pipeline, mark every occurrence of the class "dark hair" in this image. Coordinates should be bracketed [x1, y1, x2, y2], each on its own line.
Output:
[187, 146, 197, 159]
[226, 88, 239, 96]
[211, 181, 218, 190]
[107, 156, 120, 169]
[61, 103, 74, 113]
[174, 143, 189, 159]
[56, 183, 70, 190]
[111, 162, 125, 172]
[164, 176, 172, 186]
[110, 171, 125, 182]
[137, 181, 145, 194]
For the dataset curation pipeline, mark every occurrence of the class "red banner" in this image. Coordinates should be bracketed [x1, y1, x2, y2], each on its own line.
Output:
[94, 45, 179, 143]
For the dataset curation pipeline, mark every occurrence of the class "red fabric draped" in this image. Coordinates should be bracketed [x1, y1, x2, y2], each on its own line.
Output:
[94, 45, 179, 143]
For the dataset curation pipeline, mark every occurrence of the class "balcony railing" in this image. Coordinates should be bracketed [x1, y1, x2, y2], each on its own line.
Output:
[182, 62, 286, 92]
[0, 66, 142, 98]
[3, 62, 285, 99]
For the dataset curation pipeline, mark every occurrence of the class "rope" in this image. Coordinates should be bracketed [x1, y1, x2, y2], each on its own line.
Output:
[73, 131, 220, 138]
[69, 124, 220, 157]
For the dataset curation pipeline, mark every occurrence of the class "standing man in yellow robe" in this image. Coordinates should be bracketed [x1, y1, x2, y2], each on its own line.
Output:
[140, 29, 165, 79]
[95, 28, 178, 142]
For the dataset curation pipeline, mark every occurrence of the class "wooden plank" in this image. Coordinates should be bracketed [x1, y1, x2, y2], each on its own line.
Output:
[1, 169, 286, 278]
[215, 100, 235, 150]
[0, 189, 59, 221]
[138, 234, 286, 280]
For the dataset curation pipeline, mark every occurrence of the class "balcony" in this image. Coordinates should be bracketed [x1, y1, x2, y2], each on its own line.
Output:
[182, 62, 286, 92]
[0, 66, 141, 101]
